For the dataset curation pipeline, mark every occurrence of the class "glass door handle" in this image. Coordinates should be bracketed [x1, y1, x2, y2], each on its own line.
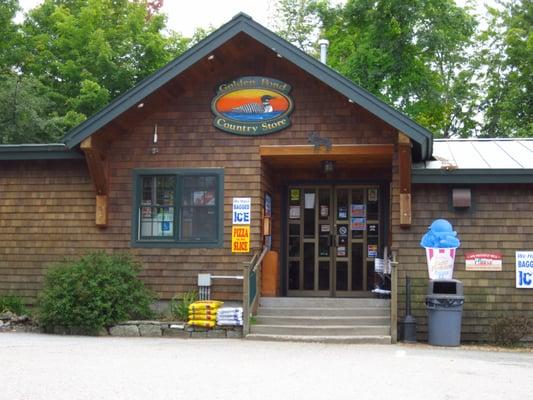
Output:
[330, 234, 339, 247]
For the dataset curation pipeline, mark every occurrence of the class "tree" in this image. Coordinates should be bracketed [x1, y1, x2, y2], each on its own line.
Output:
[317, 0, 479, 137]
[0, 0, 190, 144]
[272, 0, 323, 56]
[20, 0, 188, 118]
[0, 0, 22, 74]
[0, 73, 83, 144]
[480, 0, 532, 137]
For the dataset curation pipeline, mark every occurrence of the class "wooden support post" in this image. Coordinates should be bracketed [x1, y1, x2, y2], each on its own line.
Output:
[390, 251, 398, 344]
[95, 195, 108, 228]
[81, 136, 109, 228]
[398, 132, 412, 227]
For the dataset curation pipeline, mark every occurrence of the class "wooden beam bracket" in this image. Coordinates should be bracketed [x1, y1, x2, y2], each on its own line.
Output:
[398, 133, 412, 228]
[81, 136, 109, 227]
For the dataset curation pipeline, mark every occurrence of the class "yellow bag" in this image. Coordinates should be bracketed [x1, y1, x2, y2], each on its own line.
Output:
[188, 300, 224, 313]
[188, 319, 216, 328]
[188, 313, 217, 321]
[188, 308, 218, 316]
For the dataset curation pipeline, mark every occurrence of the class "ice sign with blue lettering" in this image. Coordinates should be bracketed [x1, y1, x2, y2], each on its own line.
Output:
[516, 251, 533, 289]
[233, 197, 251, 225]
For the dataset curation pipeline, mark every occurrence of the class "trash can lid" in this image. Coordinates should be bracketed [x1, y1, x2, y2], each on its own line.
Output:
[427, 279, 464, 296]
[426, 294, 465, 300]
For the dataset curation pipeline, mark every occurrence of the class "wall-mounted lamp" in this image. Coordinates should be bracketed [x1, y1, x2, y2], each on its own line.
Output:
[321, 160, 336, 174]
[151, 124, 159, 155]
[207, 54, 215, 61]
[137, 102, 144, 108]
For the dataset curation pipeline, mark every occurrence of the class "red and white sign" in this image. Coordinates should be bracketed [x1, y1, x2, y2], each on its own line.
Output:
[465, 252, 502, 271]
[425, 247, 456, 280]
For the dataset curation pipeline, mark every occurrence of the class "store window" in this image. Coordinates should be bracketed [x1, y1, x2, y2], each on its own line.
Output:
[132, 169, 223, 247]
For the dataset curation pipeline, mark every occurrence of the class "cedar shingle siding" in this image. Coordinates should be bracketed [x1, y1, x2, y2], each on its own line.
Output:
[393, 184, 533, 341]
[0, 38, 398, 305]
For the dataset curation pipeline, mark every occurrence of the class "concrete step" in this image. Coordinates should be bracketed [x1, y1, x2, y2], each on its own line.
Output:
[259, 297, 390, 308]
[246, 334, 392, 344]
[249, 324, 390, 336]
[257, 307, 390, 317]
[255, 315, 389, 326]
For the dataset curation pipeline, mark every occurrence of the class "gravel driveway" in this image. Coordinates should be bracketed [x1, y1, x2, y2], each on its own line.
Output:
[1, 332, 531, 400]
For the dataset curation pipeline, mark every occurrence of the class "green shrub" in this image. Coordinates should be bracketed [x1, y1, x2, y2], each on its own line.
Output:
[38, 251, 154, 334]
[0, 294, 28, 315]
[170, 290, 198, 321]
[493, 315, 530, 346]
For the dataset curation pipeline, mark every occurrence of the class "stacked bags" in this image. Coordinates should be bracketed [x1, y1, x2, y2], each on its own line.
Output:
[217, 307, 243, 326]
[188, 300, 224, 328]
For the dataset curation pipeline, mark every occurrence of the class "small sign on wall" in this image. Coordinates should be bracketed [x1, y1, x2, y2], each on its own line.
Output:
[232, 226, 250, 253]
[465, 252, 502, 272]
[516, 251, 533, 288]
[232, 197, 251, 225]
[232, 197, 251, 253]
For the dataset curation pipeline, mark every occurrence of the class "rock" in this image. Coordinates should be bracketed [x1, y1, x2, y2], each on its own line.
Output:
[162, 328, 190, 338]
[138, 324, 162, 337]
[207, 329, 227, 339]
[226, 328, 243, 339]
[190, 330, 208, 338]
[0, 311, 14, 321]
[109, 325, 140, 337]
[14, 315, 29, 323]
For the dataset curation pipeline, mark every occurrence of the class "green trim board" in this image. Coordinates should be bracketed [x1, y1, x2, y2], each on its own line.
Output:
[61, 13, 433, 161]
[0, 144, 83, 160]
[131, 168, 224, 248]
[412, 168, 533, 184]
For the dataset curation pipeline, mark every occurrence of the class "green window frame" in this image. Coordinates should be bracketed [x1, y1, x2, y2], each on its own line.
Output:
[131, 169, 224, 248]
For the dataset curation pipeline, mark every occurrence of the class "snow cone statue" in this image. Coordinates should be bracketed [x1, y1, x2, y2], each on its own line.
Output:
[420, 219, 461, 280]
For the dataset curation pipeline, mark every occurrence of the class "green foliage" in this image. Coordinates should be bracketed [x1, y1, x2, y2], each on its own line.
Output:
[273, 0, 322, 56]
[0, 73, 80, 143]
[317, 0, 478, 138]
[38, 251, 154, 334]
[169, 290, 198, 321]
[0, 0, 189, 144]
[0, 294, 28, 315]
[0, 0, 22, 74]
[493, 315, 530, 346]
[479, 0, 533, 137]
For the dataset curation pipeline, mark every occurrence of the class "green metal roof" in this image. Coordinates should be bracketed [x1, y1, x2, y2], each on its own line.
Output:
[61, 13, 434, 160]
[0, 144, 83, 161]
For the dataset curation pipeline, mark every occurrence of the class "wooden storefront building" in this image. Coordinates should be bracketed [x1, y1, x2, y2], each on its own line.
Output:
[1, 14, 531, 342]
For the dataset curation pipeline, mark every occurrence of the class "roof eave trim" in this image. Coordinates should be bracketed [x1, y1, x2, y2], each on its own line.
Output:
[412, 168, 533, 184]
[0, 151, 84, 161]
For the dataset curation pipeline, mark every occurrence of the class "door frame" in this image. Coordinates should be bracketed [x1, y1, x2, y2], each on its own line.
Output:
[280, 179, 390, 297]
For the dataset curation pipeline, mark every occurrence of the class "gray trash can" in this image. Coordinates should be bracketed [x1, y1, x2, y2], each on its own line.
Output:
[426, 279, 464, 346]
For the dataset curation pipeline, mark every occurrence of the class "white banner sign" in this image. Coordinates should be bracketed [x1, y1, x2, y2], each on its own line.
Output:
[516, 251, 533, 289]
[232, 197, 251, 225]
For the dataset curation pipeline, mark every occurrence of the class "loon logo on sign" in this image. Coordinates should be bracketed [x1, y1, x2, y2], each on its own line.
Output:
[211, 77, 294, 136]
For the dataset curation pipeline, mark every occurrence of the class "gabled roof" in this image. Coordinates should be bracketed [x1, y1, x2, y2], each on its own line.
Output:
[61, 13, 434, 160]
[412, 139, 533, 183]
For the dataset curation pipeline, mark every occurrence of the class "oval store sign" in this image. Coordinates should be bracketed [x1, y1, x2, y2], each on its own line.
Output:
[211, 76, 294, 136]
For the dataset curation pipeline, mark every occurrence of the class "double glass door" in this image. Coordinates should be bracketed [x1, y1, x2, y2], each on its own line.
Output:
[286, 185, 382, 296]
